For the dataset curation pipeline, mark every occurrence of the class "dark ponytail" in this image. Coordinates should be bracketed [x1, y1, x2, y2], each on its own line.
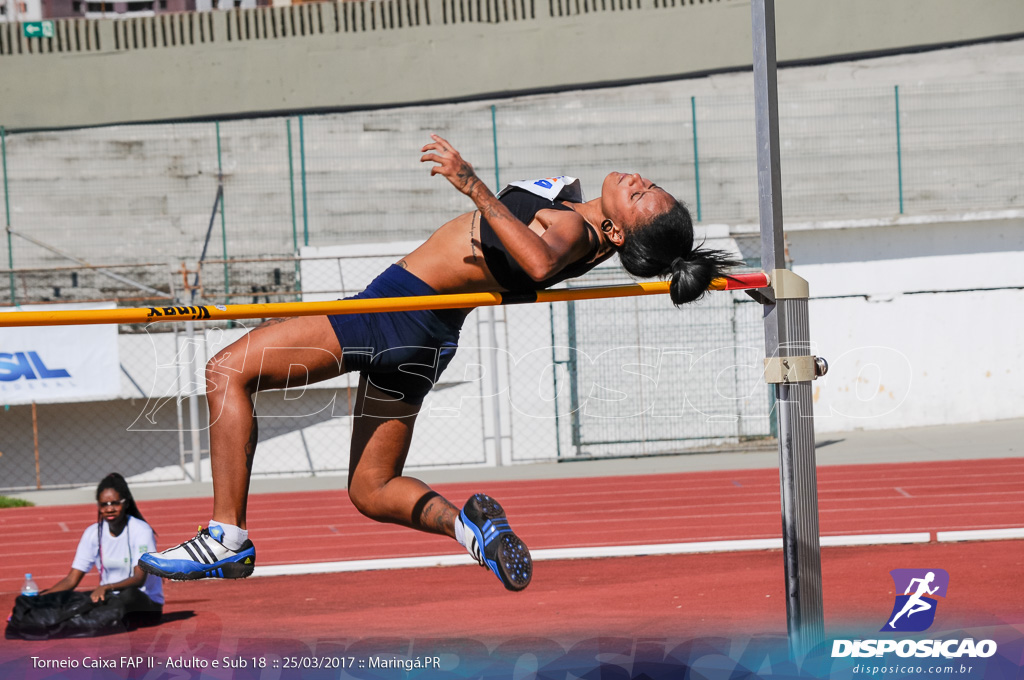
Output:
[618, 200, 743, 305]
[666, 250, 746, 305]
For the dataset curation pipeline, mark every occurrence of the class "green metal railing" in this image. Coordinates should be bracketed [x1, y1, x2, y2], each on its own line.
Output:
[1, 126, 14, 306]
[1, 76, 1022, 307]
[215, 121, 230, 303]
[895, 84, 904, 215]
[691, 95, 702, 222]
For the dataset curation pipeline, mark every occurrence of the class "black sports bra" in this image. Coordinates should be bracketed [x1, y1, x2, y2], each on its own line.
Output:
[478, 188, 603, 291]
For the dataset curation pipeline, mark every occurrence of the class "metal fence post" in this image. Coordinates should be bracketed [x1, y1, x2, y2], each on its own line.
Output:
[566, 300, 582, 456]
[491, 104, 501, 189]
[287, 119, 302, 300]
[215, 122, 230, 304]
[691, 96, 702, 222]
[895, 85, 904, 214]
[486, 306, 504, 467]
[299, 115, 309, 247]
[186, 320, 203, 483]
[548, 303, 563, 459]
[173, 322, 189, 480]
[487, 103, 505, 466]
[31, 401, 41, 489]
[1, 126, 15, 306]
[751, 0, 825, 657]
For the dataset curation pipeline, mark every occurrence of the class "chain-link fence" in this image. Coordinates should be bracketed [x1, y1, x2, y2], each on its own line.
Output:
[0, 252, 771, 491]
[3, 74, 1022, 490]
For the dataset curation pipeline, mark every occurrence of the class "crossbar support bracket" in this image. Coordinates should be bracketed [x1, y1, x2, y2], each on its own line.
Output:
[771, 268, 809, 299]
[764, 355, 828, 384]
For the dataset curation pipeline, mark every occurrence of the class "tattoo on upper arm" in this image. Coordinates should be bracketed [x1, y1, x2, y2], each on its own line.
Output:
[396, 259, 409, 270]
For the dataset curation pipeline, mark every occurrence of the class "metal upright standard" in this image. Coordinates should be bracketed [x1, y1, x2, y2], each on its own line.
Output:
[750, 0, 827, 656]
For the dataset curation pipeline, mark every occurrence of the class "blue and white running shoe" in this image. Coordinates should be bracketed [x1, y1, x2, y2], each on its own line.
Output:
[457, 494, 532, 591]
[139, 525, 255, 581]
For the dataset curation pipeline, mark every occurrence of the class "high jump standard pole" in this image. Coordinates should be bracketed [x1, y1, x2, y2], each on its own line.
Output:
[751, 0, 826, 655]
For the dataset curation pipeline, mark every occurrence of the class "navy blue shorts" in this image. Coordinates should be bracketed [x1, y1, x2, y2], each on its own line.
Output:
[328, 265, 464, 405]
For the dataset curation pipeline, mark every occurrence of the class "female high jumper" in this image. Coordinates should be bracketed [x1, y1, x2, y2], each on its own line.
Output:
[140, 135, 740, 592]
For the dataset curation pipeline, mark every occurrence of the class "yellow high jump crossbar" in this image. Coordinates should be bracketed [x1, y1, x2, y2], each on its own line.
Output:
[0, 273, 770, 328]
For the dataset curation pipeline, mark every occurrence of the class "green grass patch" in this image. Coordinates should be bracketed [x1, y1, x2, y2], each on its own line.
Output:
[0, 496, 34, 508]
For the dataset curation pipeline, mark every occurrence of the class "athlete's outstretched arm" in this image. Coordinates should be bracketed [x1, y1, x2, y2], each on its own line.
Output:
[421, 134, 591, 281]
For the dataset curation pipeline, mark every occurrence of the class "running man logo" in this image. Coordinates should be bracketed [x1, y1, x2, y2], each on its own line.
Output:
[0, 351, 72, 382]
[882, 568, 950, 632]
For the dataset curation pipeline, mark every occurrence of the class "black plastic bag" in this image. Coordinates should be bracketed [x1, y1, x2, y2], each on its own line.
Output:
[5, 588, 161, 640]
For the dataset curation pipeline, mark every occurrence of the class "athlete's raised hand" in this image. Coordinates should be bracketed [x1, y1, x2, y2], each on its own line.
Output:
[421, 134, 483, 197]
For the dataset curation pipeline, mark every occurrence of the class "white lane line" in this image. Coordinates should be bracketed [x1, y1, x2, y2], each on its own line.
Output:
[820, 533, 930, 547]
[250, 532, 932, 578]
[937, 527, 1024, 542]
[58, 522, 69, 532]
[894, 487, 912, 498]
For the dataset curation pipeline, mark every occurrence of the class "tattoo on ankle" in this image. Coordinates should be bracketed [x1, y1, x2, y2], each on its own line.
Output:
[427, 502, 456, 534]
[413, 492, 457, 535]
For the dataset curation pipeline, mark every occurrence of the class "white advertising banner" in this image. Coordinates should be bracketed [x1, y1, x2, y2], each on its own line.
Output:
[0, 303, 121, 405]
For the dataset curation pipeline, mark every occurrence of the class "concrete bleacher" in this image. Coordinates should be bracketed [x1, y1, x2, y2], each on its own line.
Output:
[3, 40, 1024, 277]
[2, 0, 1023, 129]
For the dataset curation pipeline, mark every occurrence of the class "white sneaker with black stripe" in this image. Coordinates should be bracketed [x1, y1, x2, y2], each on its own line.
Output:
[139, 525, 256, 581]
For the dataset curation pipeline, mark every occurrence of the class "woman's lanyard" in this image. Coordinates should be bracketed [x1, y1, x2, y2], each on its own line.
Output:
[98, 519, 132, 585]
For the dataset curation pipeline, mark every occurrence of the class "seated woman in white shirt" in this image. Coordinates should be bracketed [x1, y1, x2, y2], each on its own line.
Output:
[43, 472, 163, 621]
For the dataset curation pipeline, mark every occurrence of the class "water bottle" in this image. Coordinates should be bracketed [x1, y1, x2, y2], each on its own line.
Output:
[21, 573, 39, 597]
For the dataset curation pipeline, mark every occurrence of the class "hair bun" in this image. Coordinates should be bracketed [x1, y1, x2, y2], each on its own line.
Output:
[668, 249, 743, 306]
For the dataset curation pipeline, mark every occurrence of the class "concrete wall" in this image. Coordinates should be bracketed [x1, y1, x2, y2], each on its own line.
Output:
[4, 42, 1023, 277]
[1, 0, 1023, 129]
[758, 213, 1024, 432]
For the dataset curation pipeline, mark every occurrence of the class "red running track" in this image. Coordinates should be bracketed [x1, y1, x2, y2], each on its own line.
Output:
[2, 542, 1023, 643]
[3, 457, 1023, 594]
[2, 457, 1023, 677]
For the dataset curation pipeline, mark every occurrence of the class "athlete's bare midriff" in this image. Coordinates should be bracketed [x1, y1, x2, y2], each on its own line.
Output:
[399, 211, 495, 294]
[399, 208, 568, 295]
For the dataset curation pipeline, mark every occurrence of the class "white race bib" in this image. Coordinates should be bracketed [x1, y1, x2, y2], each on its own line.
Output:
[497, 176, 585, 203]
